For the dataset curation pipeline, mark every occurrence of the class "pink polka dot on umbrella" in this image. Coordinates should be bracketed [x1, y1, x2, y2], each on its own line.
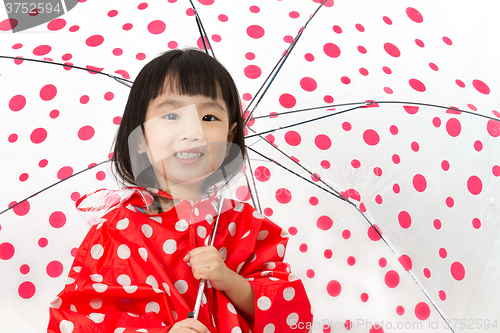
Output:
[300, 77, 317, 92]
[46, 260, 64, 278]
[414, 302, 430, 320]
[324, 43, 340, 58]
[8, 133, 18, 143]
[406, 7, 423, 23]
[412, 174, 427, 192]
[398, 254, 412, 271]
[326, 280, 341, 297]
[263, 208, 273, 216]
[80, 95, 89, 104]
[409, 78, 426, 92]
[57, 166, 73, 180]
[249, 5, 259, 13]
[367, 225, 382, 241]
[255, 166, 271, 182]
[317, 216, 333, 231]
[20, 264, 30, 274]
[315, 134, 331, 150]
[284, 131, 301, 146]
[18, 281, 36, 299]
[384, 43, 400, 57]
[30, 128, 47, 144]
[442, 36, 453, 45]
[0, 242, 15, 260]
[472, 79, 490, 94]
[451, 261, 465, 280]
[434, 219, 442, 229]
[342, 122, 352, 131]
[467, 176, 482, 195]
[398, 211, 412, 229]
[247, 25, 264, 39]
[49, 211, 66, 228]
[47, 18, 66, 31]
[275, 188, 292, 204]
[9, 95, 26, 111]
[396, 305, 405, 315]
[33, 45, 51, 56]
[245, 52, 255, 60]
[347, 256, 356, 266]
[446, 118, 461, 137]
[379, 258, 387, 268]
[40, 84, 57, 101]
[487, 120, 500, 137]
[384, 270, 399, 288]
[78, 126, 95, 141]
[0, 18, 18, 31]
[244, 65, 261, 79]
[235, 185, 250, 201]
[341, 76, 351, 85]
[86, 35, 104, 47]
[279, 93, 296, 108]
[363, 129, 380, 146]
[148, 20, 166, 34]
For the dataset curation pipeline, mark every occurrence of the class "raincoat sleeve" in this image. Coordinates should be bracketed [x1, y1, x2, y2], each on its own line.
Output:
[47, 212, 172, 333]
[237, 204, 313, 332]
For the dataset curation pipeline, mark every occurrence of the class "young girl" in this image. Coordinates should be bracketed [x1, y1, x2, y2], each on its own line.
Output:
[47, 49, 312, 333]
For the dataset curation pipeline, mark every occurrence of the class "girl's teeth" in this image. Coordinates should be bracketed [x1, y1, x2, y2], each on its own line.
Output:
[174, 152, 202, 159]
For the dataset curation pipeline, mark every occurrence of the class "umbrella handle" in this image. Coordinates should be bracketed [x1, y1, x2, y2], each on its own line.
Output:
[188, 190, 225, 320]
[188, 279, 207, 319]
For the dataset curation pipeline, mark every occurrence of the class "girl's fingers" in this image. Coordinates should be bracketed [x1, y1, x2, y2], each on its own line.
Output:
[172, 318, 209, 333]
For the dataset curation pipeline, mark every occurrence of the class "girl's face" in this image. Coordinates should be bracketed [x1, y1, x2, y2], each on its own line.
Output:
[138, 88, 237, 194]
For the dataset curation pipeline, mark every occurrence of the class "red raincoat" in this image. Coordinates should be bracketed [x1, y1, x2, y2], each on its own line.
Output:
[47, 188, 312, 333]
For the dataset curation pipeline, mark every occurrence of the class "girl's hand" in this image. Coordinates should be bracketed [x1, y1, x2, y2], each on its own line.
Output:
[169, 318, 209, 333]
[183, 246, 233, 291]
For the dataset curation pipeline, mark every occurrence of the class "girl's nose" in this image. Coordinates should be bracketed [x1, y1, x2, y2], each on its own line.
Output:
[177, 112, 204, 142]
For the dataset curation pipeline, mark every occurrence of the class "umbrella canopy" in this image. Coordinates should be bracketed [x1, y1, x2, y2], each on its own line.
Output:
[1, 0, 499, 332]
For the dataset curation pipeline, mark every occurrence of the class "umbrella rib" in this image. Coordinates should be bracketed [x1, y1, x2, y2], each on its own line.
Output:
[0, 160, 110, 217]
[0, 55, 134, 85]
[242, 0, 328, 127]
[246, 128, 279, 149]
[244, 153, 262, 213]
[354, 206, 456, 333]
[249, 101, 368, 120]
[245, 146, 348, 203]
[188, 0, 216, 58]
[375, 100, 500, 122]
[248, 100, 500, 122]
[245, 104, 366, 139]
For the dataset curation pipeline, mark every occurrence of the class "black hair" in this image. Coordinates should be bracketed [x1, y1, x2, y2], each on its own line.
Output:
[111, 49, 246, 205]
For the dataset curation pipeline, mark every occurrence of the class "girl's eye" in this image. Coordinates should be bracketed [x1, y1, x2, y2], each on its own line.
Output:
[164, 113, 179, 120]
[202, 115, 218, 122]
